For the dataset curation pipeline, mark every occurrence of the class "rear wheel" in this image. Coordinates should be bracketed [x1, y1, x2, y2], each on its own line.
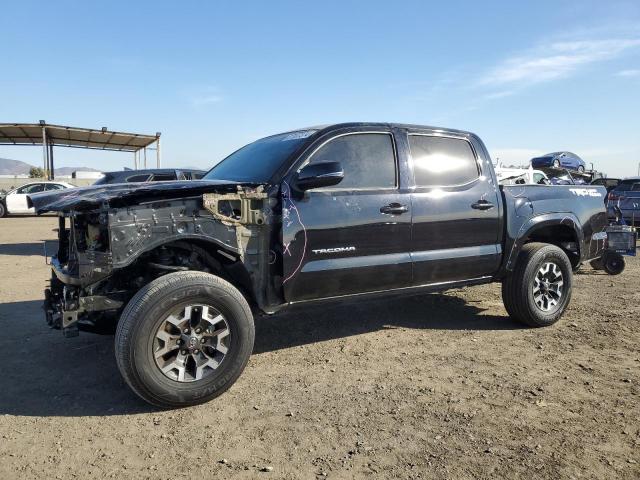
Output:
[115, 271, 254, 408]
[502, 243, 573, 327]
[0, 202, 6, 217]
[553, 159, 561, 168]
[577, 165, 585, 173]
[603, 251, 625, 275]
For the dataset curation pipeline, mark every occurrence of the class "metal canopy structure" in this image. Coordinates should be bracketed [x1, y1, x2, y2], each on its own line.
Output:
[0, 121, 161, 180]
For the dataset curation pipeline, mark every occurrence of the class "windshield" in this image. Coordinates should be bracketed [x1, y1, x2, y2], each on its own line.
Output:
[204, 130, 317, 183]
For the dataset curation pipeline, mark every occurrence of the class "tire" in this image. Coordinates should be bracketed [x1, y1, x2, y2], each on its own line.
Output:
[553, 159, 560, 168]
[603, 252, 625, 275]
[502, 243, 573, 327]
[115, 271, 255, 408]
[577, 165, 585, 173]
[0, 202, 6, 217]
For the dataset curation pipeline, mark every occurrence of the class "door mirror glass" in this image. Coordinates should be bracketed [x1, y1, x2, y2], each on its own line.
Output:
[296, 161, 344, 191]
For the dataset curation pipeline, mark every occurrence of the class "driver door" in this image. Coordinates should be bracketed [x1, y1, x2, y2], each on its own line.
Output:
[6, 183, 44, 213]
[282, 130, 412, 302]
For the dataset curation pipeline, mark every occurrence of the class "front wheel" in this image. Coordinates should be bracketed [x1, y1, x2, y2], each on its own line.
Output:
[502, 243, 573, 327]
[577, 165, 585, 173]
[553, 159, 561, 168]
[0, 202, 6, 217]
[115, 271, 255, 408]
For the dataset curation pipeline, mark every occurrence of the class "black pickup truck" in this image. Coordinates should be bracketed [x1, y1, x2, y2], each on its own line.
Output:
[29, 123, 607, 407]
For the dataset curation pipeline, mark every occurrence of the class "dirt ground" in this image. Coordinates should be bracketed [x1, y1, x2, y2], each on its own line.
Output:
[0, 216, 638, 479]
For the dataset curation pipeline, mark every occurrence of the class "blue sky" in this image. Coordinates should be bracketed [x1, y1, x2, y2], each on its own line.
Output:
[1, 0, 639, 177]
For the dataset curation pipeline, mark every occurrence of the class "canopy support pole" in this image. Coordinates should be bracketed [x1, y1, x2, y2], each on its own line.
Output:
[48, 143, 55, 180]
[156, 137, 161, 168]
[41, 126, 48, 178]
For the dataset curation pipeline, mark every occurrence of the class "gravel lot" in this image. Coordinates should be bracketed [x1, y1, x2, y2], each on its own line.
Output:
[0, 216, 638, 479]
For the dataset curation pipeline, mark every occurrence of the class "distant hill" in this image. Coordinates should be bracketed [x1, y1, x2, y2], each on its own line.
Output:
[0, 158, 32, 175]
[0, 157, 100, 176]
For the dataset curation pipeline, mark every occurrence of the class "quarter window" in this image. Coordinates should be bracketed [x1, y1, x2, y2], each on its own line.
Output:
[409, 135, 479, 187]
[308, 133, 396, 189]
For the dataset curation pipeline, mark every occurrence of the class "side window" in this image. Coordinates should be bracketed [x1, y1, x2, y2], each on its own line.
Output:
[46, 184, 65, 191]
[409, 135, 479, 187]
[17, 184, 44, 194]
[126, 174, 151, 182]
[150, 173, 176, 182]
[307, 133, 396, 189]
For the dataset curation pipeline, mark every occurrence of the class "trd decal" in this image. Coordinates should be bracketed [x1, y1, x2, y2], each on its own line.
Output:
[312, 246, 356, 254]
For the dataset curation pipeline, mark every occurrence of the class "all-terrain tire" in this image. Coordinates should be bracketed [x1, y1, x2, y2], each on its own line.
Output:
[502, 243, 573, 327]
[115, 271, 255, 408]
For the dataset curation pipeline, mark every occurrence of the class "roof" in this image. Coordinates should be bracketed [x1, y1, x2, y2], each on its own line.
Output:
[0, 123, 159, 152]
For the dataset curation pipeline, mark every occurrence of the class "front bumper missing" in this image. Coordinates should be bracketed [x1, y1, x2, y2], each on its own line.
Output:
[44, 283, 127, 337]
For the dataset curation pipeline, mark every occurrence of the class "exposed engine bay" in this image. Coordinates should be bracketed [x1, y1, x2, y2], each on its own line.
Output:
[43, 185, 280, 337]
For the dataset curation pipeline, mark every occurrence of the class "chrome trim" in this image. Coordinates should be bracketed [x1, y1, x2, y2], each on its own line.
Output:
[289, 276, 494, 305]
[302, 252, 411, 273]
[411, 244, 501, 262]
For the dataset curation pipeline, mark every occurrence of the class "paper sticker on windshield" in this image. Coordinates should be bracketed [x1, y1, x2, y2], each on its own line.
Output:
[281, 130, 316, 141]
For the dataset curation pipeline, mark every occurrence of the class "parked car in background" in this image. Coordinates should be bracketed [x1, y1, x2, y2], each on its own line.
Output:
[93, 168, 205, 185]
[606, 178, 640, 225]
[591, 177, 620, 193]
[495, 167, 549, 185]
[531, 152, 586, 172]
[0, 181, 75, 217]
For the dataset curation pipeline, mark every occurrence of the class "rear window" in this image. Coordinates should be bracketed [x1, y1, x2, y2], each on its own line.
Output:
[150, 173, 176, 182]
[615, 180, 640, 191]
[126, 174, 152, 182]
[409, 135, 479, 187]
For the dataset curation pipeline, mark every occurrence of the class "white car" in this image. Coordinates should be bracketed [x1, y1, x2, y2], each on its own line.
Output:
[0, 181, 76, 217]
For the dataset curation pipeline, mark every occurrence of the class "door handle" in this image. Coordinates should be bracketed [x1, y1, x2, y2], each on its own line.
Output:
[380, 203, 409, 215]
[471, 200, 494, 210]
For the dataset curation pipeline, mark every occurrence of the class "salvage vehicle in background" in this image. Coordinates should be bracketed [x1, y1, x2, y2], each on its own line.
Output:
[29, 122, 607, 408]
[0, 181, 75, 217]
[606, 177, 640, 225]
[93, 168, 205, 185]
[591, 177, 620, 193]
[531, 151, 586, 172]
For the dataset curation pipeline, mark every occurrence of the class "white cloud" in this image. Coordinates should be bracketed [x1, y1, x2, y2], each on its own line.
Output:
[190, 94, 223, 107]
[184, 86, 224, 107]
[480, 37, 640, 90]
[616, 68, 640, 77]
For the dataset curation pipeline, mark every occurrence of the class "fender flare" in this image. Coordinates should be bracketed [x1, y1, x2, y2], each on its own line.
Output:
[503, 213, 584, 272]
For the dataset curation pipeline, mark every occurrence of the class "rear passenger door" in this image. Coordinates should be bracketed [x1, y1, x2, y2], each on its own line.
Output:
[406, 131, 502, 285]
[282, 129, 412, 301]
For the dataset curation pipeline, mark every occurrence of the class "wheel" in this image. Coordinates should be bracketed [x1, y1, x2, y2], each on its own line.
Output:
[502, 243, 573, 327]
[553, 159, 561, 168]
[115, 271, 255, 408]
[577, 165, 585, 173]
[589, 258, 604, 270]
[0, 202, 6, 217]
[603, 252, 625, 275]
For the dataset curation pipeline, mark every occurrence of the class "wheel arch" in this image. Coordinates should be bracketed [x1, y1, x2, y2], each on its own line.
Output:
[116, 238, 258, 310]
[502, 213, 583, 273]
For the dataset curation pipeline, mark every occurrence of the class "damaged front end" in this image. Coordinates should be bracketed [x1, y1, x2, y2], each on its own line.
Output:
[37, 181, 280, 337]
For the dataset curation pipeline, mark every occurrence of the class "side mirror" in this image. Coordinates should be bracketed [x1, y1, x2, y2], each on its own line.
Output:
[296, 161, 344, 191]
